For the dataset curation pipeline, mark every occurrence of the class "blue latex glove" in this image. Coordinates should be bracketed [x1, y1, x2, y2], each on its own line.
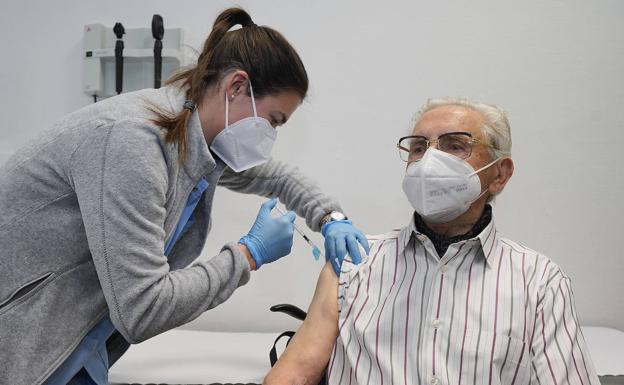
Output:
[322, 219, 370, 275]
[239, 198, 296, 269]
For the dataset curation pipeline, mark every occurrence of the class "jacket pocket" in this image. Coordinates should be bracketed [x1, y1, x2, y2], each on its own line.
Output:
[0, 272, 55, 313]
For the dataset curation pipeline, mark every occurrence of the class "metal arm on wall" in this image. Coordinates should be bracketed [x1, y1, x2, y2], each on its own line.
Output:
[152, 15, 164, 89]
[83, 20, 184, 99]
[113, 22, 125, 95]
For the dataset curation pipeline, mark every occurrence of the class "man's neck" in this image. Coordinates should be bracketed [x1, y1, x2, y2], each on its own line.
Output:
[414, 203, 492, 258]
[424, 201, 488, 237]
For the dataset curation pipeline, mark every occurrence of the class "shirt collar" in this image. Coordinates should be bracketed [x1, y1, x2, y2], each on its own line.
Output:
[472, 216, 499, 266]
[398, 210, 500, 266]
[398, 214, 418, 256]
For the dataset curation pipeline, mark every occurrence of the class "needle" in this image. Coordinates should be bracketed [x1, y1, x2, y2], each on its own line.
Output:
[275, 205, 323, 261]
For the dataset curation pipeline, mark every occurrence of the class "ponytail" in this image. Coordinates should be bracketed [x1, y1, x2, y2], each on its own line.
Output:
[149, 7, 308, 164]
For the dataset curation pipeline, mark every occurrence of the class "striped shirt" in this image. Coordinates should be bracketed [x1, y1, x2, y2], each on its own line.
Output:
[327, 215, 600, 385]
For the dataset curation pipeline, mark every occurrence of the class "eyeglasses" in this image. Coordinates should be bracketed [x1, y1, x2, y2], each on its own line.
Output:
[397, 132, 497, 162]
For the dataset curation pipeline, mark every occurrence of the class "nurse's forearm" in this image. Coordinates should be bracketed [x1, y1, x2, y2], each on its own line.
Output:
[108, 243, 251, 344]
[218, 159, 343, 232]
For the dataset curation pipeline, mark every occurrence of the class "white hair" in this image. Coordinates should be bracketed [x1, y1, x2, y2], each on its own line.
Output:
[413, 97, 512, 159]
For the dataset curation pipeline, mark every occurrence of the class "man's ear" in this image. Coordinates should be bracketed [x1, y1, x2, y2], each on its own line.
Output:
[488, 157, 514, 195]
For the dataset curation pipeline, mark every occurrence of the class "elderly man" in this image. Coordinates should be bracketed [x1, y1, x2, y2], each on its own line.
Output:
[264, 98, 600, 385]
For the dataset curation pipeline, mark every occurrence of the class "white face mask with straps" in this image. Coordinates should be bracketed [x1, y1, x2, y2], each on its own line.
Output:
[402, 148, 500, 224]
[210, 81, 277, 173]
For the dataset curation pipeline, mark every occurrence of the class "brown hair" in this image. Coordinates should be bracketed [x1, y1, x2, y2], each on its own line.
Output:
[151, 8, 308, 163]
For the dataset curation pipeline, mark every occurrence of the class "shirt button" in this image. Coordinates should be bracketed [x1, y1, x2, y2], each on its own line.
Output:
[440, 265, 448, 273]
[432, 319, 442, 329]
[430, 376, 440, 385]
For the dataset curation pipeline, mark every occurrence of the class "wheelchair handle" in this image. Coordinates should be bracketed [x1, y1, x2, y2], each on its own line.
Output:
[270, 304, 307, 321]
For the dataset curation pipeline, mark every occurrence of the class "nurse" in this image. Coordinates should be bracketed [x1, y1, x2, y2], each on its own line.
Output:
[0, 8, 368, 385]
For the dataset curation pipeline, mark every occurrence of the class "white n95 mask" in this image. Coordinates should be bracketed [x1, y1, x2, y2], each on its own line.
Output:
[210, 82, 277, 173]
[402, 148, 499, 224]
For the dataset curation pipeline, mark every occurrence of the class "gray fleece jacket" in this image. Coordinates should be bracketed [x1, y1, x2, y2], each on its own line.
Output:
[0, 85, 342, 385]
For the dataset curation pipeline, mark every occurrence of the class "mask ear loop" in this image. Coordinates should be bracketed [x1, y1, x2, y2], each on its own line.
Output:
[249, 81, 258, 118]
[468, 157, 501, 204]
[224, 90, 229, 127]
[469, 156, 501, 177]
[470, 188, 489, 204]
[225, 80, 257, 126]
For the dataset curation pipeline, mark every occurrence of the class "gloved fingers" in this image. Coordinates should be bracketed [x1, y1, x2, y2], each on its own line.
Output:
[335, 235, 348, 267]
[331, 237, 343, 276]
[260, 198, 278, 215]
[284, 222, 295, 240]
[282, 232, 294, 255]
[331, 255, 341, 276]
[345, 234, 362, 265]
[280, 210, 297, 223]
[354, 230, 370, 255]
[324, 235, 336, 264]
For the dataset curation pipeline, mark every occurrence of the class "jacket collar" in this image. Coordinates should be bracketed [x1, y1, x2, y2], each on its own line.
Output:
[164, 86, 217, 180]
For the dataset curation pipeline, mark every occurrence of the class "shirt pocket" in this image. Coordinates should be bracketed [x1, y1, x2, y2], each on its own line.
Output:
[463, 328, 529, 384]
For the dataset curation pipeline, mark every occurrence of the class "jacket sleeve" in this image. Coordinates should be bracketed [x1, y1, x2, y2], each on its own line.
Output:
[217, 158, 343, 232]
[70, 120, 250, 344]
[529, 273, 601, 385]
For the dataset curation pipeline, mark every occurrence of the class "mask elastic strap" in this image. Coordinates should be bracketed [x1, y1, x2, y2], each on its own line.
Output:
[224, 91, 229, 127]
[474, 188, 489, 201]
[464, 187, 489, 207]
[469, 157, 501, 177]
[249, 81, 258, 118]
[468, 157, 501, 204]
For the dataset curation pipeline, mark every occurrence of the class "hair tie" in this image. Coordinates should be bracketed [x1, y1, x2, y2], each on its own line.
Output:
[183, 100, 196, 112]
[246, 21, 257, 28]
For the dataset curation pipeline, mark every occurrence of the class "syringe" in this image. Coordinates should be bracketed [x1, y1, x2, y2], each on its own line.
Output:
[275, 206, 323, 261]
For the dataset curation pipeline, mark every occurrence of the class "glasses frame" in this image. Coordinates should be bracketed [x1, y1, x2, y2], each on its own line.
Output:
[396, 131, 497, 162]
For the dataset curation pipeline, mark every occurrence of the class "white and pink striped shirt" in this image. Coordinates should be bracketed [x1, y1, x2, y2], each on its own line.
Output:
[327, 215, 600, 385]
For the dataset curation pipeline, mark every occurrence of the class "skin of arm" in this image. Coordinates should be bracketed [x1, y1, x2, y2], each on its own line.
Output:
[263, 261, 340, 385]
[238, 243, 257, 270]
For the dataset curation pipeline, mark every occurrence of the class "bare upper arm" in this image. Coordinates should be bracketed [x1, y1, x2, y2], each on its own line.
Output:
[263, 262, 339, 384]
[306, 260, 339, 327]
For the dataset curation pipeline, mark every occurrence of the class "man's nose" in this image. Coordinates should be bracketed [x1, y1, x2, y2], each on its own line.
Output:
[428, 139, 440, 150]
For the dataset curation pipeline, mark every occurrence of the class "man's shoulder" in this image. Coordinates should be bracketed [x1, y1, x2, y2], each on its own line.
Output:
[496, 234, 570, 283]
[497, 234, 549, 260]
[340, 229, 404, 272]
[365, 229, 403, 243]
[362, 230, 403, 258]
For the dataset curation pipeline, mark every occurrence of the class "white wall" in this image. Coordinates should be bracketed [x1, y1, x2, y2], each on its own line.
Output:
[1, 0, 622, 333]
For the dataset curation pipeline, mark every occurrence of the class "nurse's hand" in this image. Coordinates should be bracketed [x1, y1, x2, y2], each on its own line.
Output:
[322, 220, 370, 276]
[239, 198, 296, 269]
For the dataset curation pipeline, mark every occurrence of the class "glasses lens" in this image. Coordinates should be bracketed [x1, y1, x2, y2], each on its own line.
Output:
[398, 145, 409, 162]
[438, 133, 472, 159]
[399, 137, 428, 162]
